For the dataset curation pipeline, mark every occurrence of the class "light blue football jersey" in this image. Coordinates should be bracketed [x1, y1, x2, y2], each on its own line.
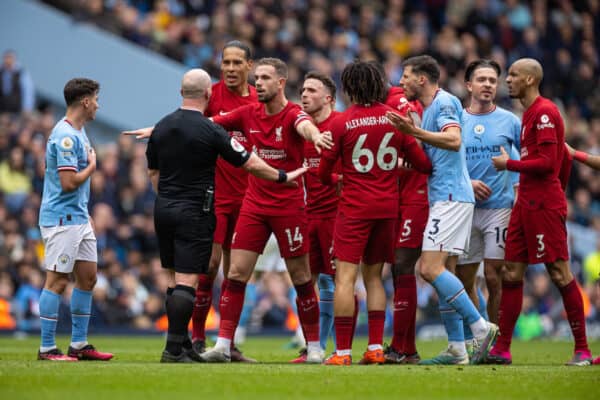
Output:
[462, 106, 521, 209]
[421, 89, 474, 204]
[39, 118, 92, 227]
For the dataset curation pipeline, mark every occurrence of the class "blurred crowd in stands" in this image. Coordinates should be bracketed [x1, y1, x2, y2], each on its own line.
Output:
[0, 0, 599, 339]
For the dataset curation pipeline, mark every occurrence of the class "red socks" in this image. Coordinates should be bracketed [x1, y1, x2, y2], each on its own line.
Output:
[367, 310, 385, 347]
[494, 280, 523, 353]
[391, 274, 417, 354]
[559, 280, 589, 353]
[294, 281, 319, 342]
[334, 316, 354, 351]
[218, 278, 246, 340]
[191, 274, 213, 342]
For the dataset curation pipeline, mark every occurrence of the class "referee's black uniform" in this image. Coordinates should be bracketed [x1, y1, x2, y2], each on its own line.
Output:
[146, 108, 250, 274]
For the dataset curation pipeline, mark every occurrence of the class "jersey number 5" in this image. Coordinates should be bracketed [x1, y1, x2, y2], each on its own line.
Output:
[352, 132, 397, 172]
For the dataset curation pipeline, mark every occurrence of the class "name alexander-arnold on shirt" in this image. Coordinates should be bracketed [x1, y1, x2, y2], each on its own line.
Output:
[345, 115, 390, 130]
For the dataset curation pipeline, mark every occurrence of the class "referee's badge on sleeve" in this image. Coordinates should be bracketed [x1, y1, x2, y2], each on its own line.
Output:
[231, 138, 245, 153]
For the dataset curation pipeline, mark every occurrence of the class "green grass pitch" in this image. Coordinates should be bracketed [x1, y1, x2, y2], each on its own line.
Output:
[1, 336, 598, 400]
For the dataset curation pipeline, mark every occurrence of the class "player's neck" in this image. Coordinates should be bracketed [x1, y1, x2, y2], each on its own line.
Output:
[468, 100, 495, 114]
[230, 83, 250, 97]
[420, 84, 439, 108]
[311, 106, 332, 124]
[65, 109, 86, 130]
[264, 95, 287, 115]
[521, 90, 540, 110]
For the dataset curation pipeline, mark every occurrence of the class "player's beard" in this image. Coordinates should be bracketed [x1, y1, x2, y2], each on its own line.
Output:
[258, 91, 277, 103]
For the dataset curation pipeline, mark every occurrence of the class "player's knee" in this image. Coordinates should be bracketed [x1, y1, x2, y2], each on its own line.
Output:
[46, 277, 69, 294]
[391, 262, 413, 277]
[547, 265, 572, 287]
[418, 262, 437, 282]
[78, 274, 97, 291]
[227, 264, 250, 282]
[485, 274, 501, 293]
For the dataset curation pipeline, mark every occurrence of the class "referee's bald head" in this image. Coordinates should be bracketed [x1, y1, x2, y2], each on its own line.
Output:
[181, 69, 212, 99]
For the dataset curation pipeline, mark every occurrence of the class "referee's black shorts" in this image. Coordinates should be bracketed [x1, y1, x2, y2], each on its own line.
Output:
[154, 196, 215, 274]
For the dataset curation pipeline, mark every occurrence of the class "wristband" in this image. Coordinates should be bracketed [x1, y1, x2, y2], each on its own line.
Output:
[574, 150, 589, 163]
[277, 169, 287, 183]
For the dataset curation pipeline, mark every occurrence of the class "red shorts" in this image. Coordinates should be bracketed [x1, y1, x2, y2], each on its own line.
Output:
[395, 204, 429, 249]
[504, 202, 569, 264]
[231, 210, 308, 258]
[308, 216, 336, 276]
[214, 204, 241, 250]
[333, 213, 396, 265]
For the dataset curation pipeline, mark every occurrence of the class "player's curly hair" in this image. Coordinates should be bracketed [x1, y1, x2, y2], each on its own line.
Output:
[341, 61, 386, 105]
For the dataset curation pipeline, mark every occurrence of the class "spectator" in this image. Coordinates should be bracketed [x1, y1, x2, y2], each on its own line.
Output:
[0, 50, 35, 114]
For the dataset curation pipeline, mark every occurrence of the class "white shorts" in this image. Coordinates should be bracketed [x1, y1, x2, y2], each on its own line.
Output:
[40, 222, 97, 273]
[422, 201, 474, 255]
[458, 208, 512, 265]
[254, 234, 287, 272]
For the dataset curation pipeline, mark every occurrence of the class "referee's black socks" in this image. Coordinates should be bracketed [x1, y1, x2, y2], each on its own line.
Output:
[165, 284, 195, 355]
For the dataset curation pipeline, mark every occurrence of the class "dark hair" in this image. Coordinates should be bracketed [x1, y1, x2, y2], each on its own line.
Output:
[402, 55, 441, 83]
[304, 70, 337, 101]
[222, 40, 253, 60]
[341, 61, 386, 105]
[63, 78, 99, 106]
[256, 57, 288, 79]
[464, 59, 501, 82]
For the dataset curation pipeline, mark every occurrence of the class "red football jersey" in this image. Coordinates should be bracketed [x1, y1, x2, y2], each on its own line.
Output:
[213, 101, 311, 216]
[304, 110, 341, 218]
[320, 103, 432, 219]
[205, 81, 258, 209]
[384, 87, 429, 206]
[513, 96, 566, 210]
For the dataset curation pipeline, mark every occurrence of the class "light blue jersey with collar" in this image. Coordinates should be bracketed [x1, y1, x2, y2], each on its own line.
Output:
[39, 118, 92, 227]
[462, 106, 521, 209]
[421, 89, 474, 205]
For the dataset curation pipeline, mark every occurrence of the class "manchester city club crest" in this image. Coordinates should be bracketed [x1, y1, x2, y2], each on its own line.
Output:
[58, 253, 71, 266]
[474, 124, 485, 135]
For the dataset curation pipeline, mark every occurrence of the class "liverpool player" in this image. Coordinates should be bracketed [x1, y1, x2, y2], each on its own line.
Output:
[319, 61, 432, 365]
[199, 58, 332, 363]
[491, 58, 592, 366]
[289, 71, 341, 363]
[370, 61, 428, 364]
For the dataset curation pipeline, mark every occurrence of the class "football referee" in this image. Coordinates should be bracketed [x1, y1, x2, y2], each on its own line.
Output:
[144, 69, 306, 363]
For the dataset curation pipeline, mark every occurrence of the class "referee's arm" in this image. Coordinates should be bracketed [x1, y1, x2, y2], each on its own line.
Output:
[148, 169, 159, 193]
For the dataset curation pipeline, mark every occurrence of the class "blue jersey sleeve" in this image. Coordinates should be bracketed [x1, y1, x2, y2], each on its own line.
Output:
[55, 132, 80, 171]
[436, 97, 461, 131]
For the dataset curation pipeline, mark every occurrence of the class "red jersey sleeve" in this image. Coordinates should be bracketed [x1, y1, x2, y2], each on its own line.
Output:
[402, 135, 432, 174]
[212, 105, 249, 131]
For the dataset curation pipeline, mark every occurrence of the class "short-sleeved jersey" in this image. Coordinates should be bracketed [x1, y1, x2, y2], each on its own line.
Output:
[304, 110, 341, 218]
[39, 118, 92, 227]
[462, 106, 521, 209]
[422, 89, 474, 204]
[322, 103, 430, 220]
[146, 108, 250, 203]
[213, 101, 311, 216]
[516, 96, 566, 210]
[384, 87, 429, 206]
[205, 81, 257, 209]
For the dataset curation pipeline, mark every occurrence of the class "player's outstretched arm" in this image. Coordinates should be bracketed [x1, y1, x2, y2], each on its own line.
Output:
[386, 111, 461, 151]
[566, 142, 600, 170]
[59, 147, 96, 192]
[296, 120, 333, 153]
[242, 153, 306, 185]
[122, 126, 154, 139]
